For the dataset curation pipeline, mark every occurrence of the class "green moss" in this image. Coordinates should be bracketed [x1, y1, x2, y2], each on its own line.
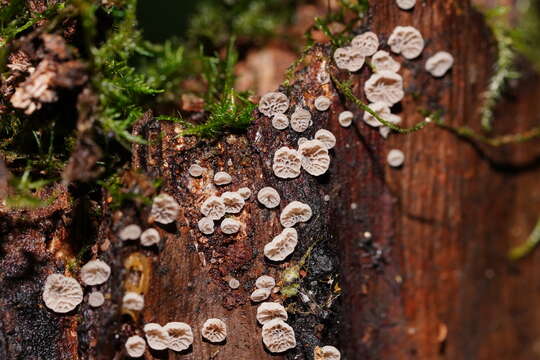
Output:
[5, 168, 55, 209]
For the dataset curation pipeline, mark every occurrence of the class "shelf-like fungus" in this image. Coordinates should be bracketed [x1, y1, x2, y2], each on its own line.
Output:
[256, 302, 288, 325]
[364, 71, 404, 106]
[256, 275, 276, 289]
[272, 147, 302, 179]
[144, 323, 170, 351]
[363, 102, 391, 128]
[221, 218, 242, 234]
[259, 92, 289, 117]
[261, 319, 296, 353]
[80, 259, 111, 286]
[264, 228, 298, 261]
[257, 187, 281, 209]
[123, 292, 145, 311]
[150, 193, 180, 224]
[314, 129, 336, 150]
[338, 111, 354, 127]
[42, 274, 83, 313]
[119, 224, 142, 241]
[314, 345, 341, 360]
[228, 278, 240, 289]
[396, 0, 416, 10]
[298, 137, 308, 146]
[371, 50, 401, 73]
[237, 187, 252, 200]
[198, 217, 215, 235]
[334, 46, 365, 72]
[188, 164, 205, 177]
[425, 51, 454, 77]
[388, 26, 425, 59]
[88, 291, 105, 308]
[164, 322, 194, 352]
[220, 191, 245, 213]
[214, 171, 232, 186]
[351, 31, 379, 56]
[272, 113, 289, 130]
[200, 196, 226, 220]
[250, 288, 272, 302]
[314, 96, 331, 111]
[298, 139, 331, 176]
[201, 318, 227, 343]
[140, 228, 160, 247]
[125, 335, 146, 358]
[280, 201, 313, 228]
[290, 107, 312, 133]
[387, 149, 405, 167]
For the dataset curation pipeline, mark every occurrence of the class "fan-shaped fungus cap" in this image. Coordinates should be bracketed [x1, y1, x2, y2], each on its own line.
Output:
[280, 201, 312, 228]
[388, 26, 425, 59]
[188, 164, 205, 177]
[42, 274, 83, 313]
[334, 46, 365, 72]
[164, 322, 193, 352]
[396, 0, 416, 10]
[425, 51, 454, 77]
[220, 191, 245, 213]
[290, 107, 312, 133]
[237, 187, 252, 199]
[256, 275, 276, 289]
[80, 259, 111, 286]
[144, 323, 169, 351]
[259, 92, 289, 117]
[123, 292, 144, 311]
[338, 111, 354, 127]
[261, 319, 296, 353]
[298, 139, 331, 176]
[272, 147, 302, 179]
[250, 287, 272, 302]
[88, 291, 105, 307]
[214, 171, 232, 186]
[314, 129, 336, 149]
[256, 302, 288, 325]
[221, 218, 242, 234]
[200, 196, 226, 220]
[272, 113, 289, 130]
[201, 318, 227, 343]
[372, 50, 401, 73]
[257, 187, 281, 209]
[314, 96, 331, 111]
[314, 345, 341, 360]
[387, 149, 405, 167]
[228, 278, 240, 289]
[140, 228, 160, 246]
[150, 193, 180, 224]
[351, 31, 379, 56]
[125, 335, 146, 358]
[363, 102, 391, 128]
[119, 224, 142, 241]
[364, 71, 404, 106]
[198, 217, 215, 235]
[264, 228, 299, 261]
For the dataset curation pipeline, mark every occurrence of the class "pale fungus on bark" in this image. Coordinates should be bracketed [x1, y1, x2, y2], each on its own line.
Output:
[80, 259, 111, 286]
[200, 196, 226, 220]
[290, 107, 312, 133]
[221, 218, 242, 234]
[387, 149, 405, 167]
[363, 102, 391, 128]
[250, 287, 272, 302]
[164, 322, 194, 352]
[119, 224, 142, 241]
[150, 193, 180, 224]
[143, 323, 170, 351]
[237, 187, 252, 200]
[280, 201, 313, 228]
[261, 319, 296, 353]
[256, 275, 276, 289]
[351, 31, 379, 56]
[314, 96, 331, 111]
[317, 69, 330, 84]
[264, 228, 298, 261]
[188, 164, 205, 177]
[214, 171, 232, 186]
[256, 302, 288, 325]
[122, 292, 145, 311]
[371, 50, 401, 73]
[272, 147, 302, 179]
[338, 111, 354, 127]
[298, 139, 331, 176]
[140, 228, 160, 246]
[272, 113, 289, 130]
[228, 278, 240, 289]
[364, 71, 404, 106]
[220, 191, 245, 213]
[334, 46, 365, 72]
[88, 291, 105, 308]
[258, 92, 290, 117]
[425, 51, 454, 77]
[125, 335, 146, 358]
[379, 114, 402, 139]
[298, 137, 308, 146]
[314, 129, 337, 149]
[201, 318, 227, 343]
[388, 26, 425, 59]
[257, 187, 281, 209]
[42, 274, 83, 313]
[396, 0, 416, 10]
[314, 345, 341, 360]
[198, 217, 215, 235]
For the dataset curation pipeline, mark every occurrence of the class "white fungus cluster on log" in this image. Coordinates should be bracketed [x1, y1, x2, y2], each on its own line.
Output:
[372, 50, 401, 73]
[150, 193, 180, 224]
[387, 149, 405, 167]
[261, 319, 296, 353]
[258, 92, 289, 117]
[201, 318, 227, 343]
[290, 107, 312, 133]
[280, 201, 312, 228]
[315, 345, 342, 360]
[425, 51, 454, 77]
[250, 275, 276, 302]
[80, 259, 111, 286]
[396, 0, 416, 10]
[123, 292, 144, 311]
[273, 147, 302, 179]
[125, 335, 146, 358]
[257, 187, 281, 208]
[388, 26, 424, 59]
[42, 274, 83, 313]
[214, 171, 232, 186]
[264, 228, 298, 261]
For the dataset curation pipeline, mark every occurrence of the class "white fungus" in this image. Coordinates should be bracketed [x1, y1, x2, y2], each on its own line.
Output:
[42, 274, 83, 313]
[119, 224, 142, 241]
[261, 319, 296, 353]
[237, 187, 252, 200]
[123, 292, 144, 311]
[379, 114, 402, 139]
[221, 218, 242, 234]
[387, 149, 405, 167]
[363, 102, 391, 128]
[198, 217, 215, 235]
[396, 0, 416, 10]
[220, 191, 245, 213]
[140, 228, 160, 247]
[256, 275, 276, 289]
[371, 50, 401, 73]
[364, 71, 404, 106]
[125, 335, 146, 358]
[200, 196, 226, 220]
[351, 31, 379, 56]
[334, 46, 365, 72]
[290, 107, 312, 133]
[272, 147, 302, 179]
[256, 302, 288, 325]
[314, 345, 341, 360]
[257, 187, 281, 209]
[188, 164, 205, 177]
[201, 318, 227, 343]
[317, 69, 330, 84]
[298, 137, 308, 146]
[388, 26, 425, 59]
[280, 201, 313, 228]
[80, 259, 111, 286]
[164, 322, 194, 352]
[144, 323, 169, 351]
[214, 171, 232, 186]
[258, 92, 290, 117]
[88, 291, 105, 308]
[228, 278, 240, 289]
[298, 140, 331, 176]
[314, 129, 336, 149]
[250, 287, 272, 302]
[272, 113, 289, 130]
[425, 51, 454, 77]
[314, 96, 331, 111]
[150, 193, 180, 224]
[338, 111, 354, 127]
[264, 228, 298, 261]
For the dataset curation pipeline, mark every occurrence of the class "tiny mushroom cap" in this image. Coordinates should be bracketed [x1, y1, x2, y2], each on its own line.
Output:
[351, 31, 379, 56]
[256, 302, 288, 325]
[396, 0, 416, 10]
[150, 193, 180, 224]
[290, 107, 312, 133]
[214, 171, 232, 186]
[237, 187, 252, 199]
[80, 259, 111, 286]
[317, 69, 330, 84]
[272, 113, 289, 130]
[164, 322, 194, 352]
[314, 96, 331, 111]
[297, 137, 308, 146]
[221, 218, 242, 234]
[259, 92, 290, 117]
[425, 51, 454, 77]
[188, 164, 205, 177]
[88, 291, 105, 307]
[200, 196, 226, 220]
[387, 149, 405, 167]
[42, 274, 83, 313]
[119, 224, 142, 241]
[379, 114, 402, 139]
[298, 139, 331, 176]
[338, 111, 354, 127]
[257, 187, 281, 209]
[334, 46, 365, 72]
[125, 335, 146, 358]
[220, 191, 245, 213]
[201, 318, 227, 343]
[364, 71, 404, 106]
[388, 26, 425, 59]
[198, 217, 215, 235]
[140, 228, 160, 246]
[123, 292, 144, 311]
[250, 288, 272, 302]
[261, 319, 296, 353]
[315, 345, 341, 360]
[314, 129, 337, 149]
[256, 275, 276, 289]
[228, 278, 240, 289]
[363, 102, 391, 128]
[264, 228, 299, 261]
[280, 201, 313, 228]
[272, 147, 302, 179]
[144, 323, 170, 351]
[371, 50, 401, 73]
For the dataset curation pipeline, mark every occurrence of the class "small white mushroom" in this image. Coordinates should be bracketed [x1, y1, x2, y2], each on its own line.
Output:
[314, 96, 331, 111]
[315, 345, 341, 360]
[363, 102, 391, 128]
[214, 171, 232, 186]
[317, 69, 330, 84]
[364, 71, 404, 106]
[256, 302, 288, 325]
[200, 196, 226, 220]
[88, 291, 105, 308]
[80, 259, 111, 286]
[387, 149, 405, 167]
[264, 228, 298, 261]
[140, 228, 160, 246]
[237, 187, 252, 200]
[228, 278, 240, 289]
[221, 218, 242, 234]
[42, 274, 83, 313]
[290, 107, 312, 133]
[351, 31, 379, 56]
[164, 322, 194, 352]
[259, 92, 290, 117]
[314, 129, 336, 149]
[123, 292, 144, 311]
[334, 46, 365, 72]
[261, 319, 296, 353]
[298, 140, 331, 176]
[119, 224, 142, 241]
[250, 287, 272, 302]
[144, 323, 169, 351]
[198, 217, 215, 235]
[425, 51, 454, 77]
[220, 191, 245, 213]
[280, 201, 313, 228]
[396, 0, 416, 10]
[379, 114, 402, 139]
[338, 111, 354, 127]
[150, 193, 180, 224]
[201, 318, 227, 343]
[298, 137, 308, 146]
[257, 187, 281, 209]
[125, 335, 146, 358]
[371, 50, 401, 73]
[272, 114, 289, 130]
[256, 275, 276, 289]
[188, 164, 205, 177]
[272, 147, 302, 179]
[388, 26, 425, 59]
